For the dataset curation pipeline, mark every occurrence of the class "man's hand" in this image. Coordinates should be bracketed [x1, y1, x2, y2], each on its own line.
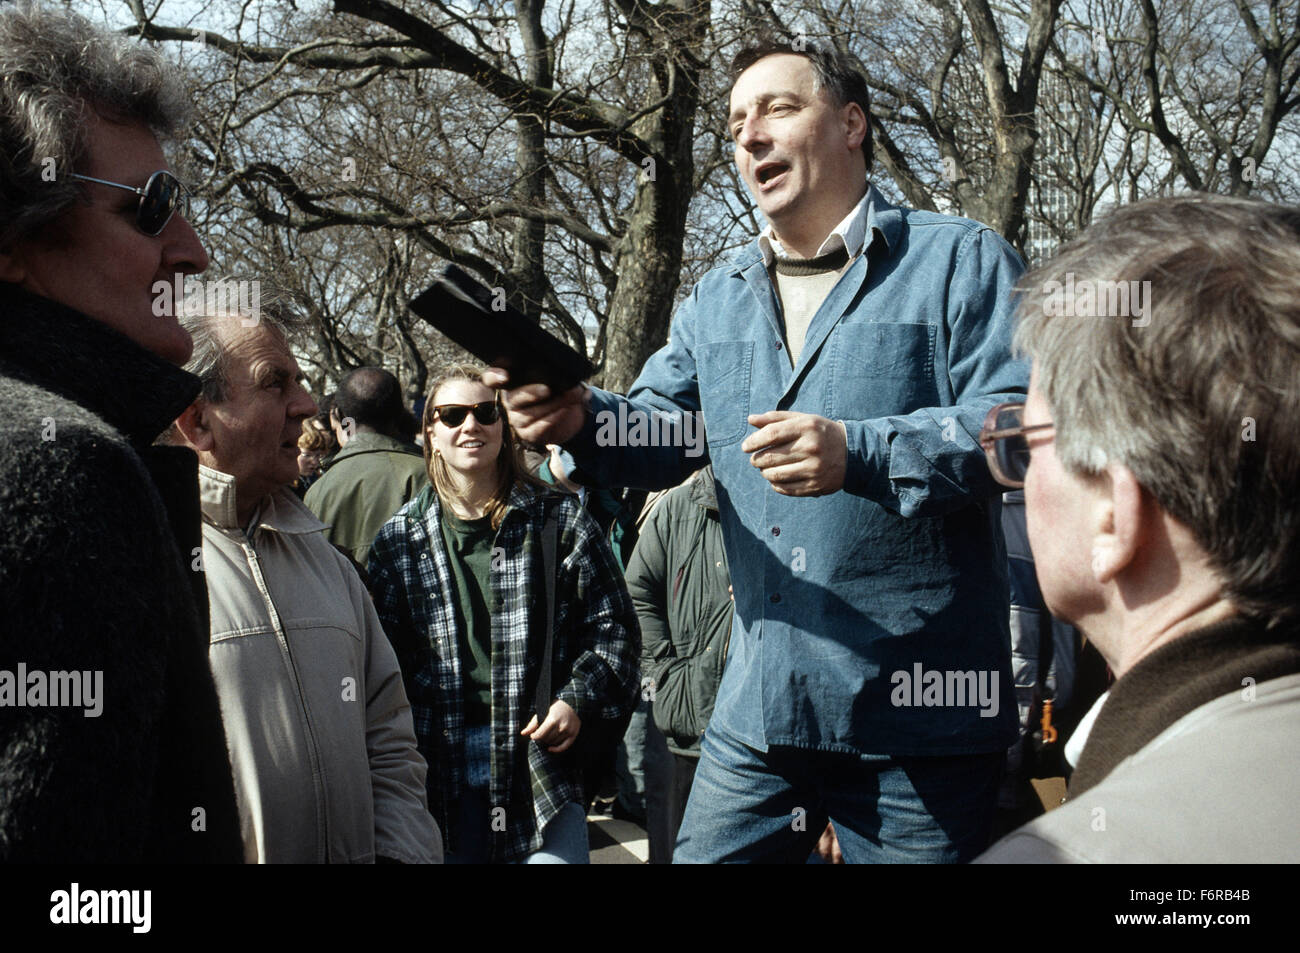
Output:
[482, 368, 588, 447]
[816, 822, 844, 864]
[520, 698, 582, 753]
[741, 411, 847, 496]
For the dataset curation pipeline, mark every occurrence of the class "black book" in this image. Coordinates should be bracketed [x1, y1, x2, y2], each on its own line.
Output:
[409, 264, 593, 393]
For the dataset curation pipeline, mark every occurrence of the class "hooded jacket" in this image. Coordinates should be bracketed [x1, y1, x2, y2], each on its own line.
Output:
[199, 466, 441, 863]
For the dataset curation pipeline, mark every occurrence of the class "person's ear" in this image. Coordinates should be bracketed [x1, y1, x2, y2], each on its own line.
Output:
[173, 400, 216, 453]
[1089, 464, 1144, 584]
[842, 102, 867, 153]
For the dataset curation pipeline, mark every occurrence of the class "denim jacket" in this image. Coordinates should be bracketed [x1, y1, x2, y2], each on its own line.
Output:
[568, 186, 1027, 756]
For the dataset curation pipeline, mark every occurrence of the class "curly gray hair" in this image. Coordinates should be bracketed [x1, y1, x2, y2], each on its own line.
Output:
[0, 2, 191, 248]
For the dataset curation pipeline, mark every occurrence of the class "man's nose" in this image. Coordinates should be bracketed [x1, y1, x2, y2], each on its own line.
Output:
[289, 384, 318, 420]
[161, 211, 209, 276]
[735, 114, 769, 152]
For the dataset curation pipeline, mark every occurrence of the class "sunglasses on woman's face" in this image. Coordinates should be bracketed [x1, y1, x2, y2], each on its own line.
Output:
[433, 401, 501, 428]
[69, 170, 191, 237]
[978, 402, 1055, 488]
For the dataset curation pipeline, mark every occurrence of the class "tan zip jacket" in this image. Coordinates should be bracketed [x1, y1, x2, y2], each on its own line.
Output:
[199, 466, 442, 863]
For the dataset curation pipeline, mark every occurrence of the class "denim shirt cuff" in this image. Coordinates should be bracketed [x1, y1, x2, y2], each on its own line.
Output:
[842, 419, 891, 501]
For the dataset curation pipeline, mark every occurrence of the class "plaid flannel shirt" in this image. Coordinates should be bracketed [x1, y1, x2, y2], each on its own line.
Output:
[368, 482, 640, 862]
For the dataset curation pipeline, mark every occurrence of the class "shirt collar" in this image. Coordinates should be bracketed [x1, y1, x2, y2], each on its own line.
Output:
[1064, 690, 1109, 769]
[758, 184, 874, 267]
[333, 431, 422, 460]
[199, 464, 328, 535]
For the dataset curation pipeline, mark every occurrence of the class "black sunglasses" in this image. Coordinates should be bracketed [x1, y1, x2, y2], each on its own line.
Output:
[432, 402, 501, 428]
[977, 402, 1054, 488]
[69, 170, 191, 237]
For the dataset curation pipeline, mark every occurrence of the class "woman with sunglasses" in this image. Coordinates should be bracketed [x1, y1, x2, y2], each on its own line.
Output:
[367, 363, 641, 863]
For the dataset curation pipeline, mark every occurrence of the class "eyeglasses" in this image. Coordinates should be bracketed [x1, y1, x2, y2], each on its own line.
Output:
[432, 402, 501, 428]
[978, 402, 1054, 488]
[69, 170, 191, 236]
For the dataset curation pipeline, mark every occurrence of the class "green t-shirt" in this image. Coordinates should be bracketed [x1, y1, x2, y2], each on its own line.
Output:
[438, 508, 496, 725]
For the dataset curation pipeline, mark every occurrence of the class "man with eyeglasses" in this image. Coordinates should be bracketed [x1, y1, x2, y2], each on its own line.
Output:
[976, 194, 1300, 864]
[491, 40, 1029, 863]
[0, 6, 241, 861]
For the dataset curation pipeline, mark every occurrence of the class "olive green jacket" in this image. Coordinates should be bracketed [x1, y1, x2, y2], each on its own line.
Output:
[304, 432, 428, 567]
[625, 467, 733, 756]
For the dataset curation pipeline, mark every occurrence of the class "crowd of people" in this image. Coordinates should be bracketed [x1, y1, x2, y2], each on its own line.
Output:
[1, 3, 1297, 865]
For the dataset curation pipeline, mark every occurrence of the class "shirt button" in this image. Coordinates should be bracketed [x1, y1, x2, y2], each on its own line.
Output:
[771, 526, 780, 536]
[775, 341, 783, 350]
[770, 593, 781, 604]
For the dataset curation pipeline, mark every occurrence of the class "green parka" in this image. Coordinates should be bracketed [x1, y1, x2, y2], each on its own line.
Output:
[625, 466, 732, 757]
[304, 432, 428, 568]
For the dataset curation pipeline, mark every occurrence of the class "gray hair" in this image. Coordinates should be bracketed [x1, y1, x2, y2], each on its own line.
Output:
[1014, 193, 1300, 628]
[0, 2, 191, 248]
[180, 287, 308, 404]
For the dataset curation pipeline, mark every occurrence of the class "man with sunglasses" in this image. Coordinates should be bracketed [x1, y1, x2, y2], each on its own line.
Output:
[492, 40, 1028, 863]
[305, 366, 428, 569]
[0, 6, 241, 861]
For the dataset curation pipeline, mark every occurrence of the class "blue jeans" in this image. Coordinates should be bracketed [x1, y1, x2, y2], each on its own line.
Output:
[446, 725, 589, 864]
[673, 723, 1002, 863]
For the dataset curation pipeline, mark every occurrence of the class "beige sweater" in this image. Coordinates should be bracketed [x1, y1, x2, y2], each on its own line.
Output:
[770, 246, 852, 365]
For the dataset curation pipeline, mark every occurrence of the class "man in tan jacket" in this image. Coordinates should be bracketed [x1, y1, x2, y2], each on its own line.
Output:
[170, 299, 442, 863]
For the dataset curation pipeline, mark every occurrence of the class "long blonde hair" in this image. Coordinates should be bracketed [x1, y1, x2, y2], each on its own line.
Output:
[422, 363, 549, 530]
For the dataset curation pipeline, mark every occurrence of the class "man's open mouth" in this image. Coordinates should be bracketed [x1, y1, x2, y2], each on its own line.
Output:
[756, 162, 788, 185]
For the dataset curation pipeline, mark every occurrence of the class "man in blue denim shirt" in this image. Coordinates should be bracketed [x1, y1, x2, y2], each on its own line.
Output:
[491, 41, 1027, 862]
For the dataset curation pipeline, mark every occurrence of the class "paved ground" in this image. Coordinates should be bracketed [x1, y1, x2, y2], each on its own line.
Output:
[588, 814, 649, 864]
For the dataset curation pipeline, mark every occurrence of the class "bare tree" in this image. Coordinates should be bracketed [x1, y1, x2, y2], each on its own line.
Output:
[124, 0, 723, 392]
[1053, 0, 1300, 201]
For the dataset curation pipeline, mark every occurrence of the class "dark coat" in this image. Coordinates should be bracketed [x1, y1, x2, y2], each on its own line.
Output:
[0, 283, 243, 862]
[624, 467, 732, 756]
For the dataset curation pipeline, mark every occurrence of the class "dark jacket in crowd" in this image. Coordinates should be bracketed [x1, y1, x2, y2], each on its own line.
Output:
[625, 467, 732, 757]
[304, 432, 428, 568]
[0, 283, 243, 862]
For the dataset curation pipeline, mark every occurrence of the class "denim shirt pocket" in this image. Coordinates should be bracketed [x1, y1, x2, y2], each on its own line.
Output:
[696, 340, 753, 446]
[830, 322, 936, 419]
